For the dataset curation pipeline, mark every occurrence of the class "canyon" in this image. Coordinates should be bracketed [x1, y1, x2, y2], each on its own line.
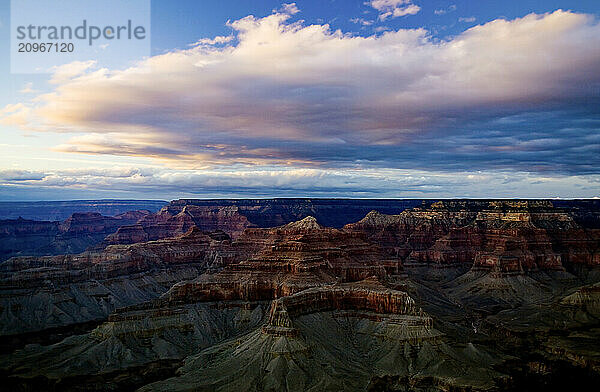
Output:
[1, 199, 599, 391]
[0, 211, 152, 261]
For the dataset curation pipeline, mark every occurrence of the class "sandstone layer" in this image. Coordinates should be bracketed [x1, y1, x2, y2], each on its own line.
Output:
[0, 227, 234, 336]
[101, 199, 422, 247]
[345, 200, 600, 273]
[1, 200, 600, 391]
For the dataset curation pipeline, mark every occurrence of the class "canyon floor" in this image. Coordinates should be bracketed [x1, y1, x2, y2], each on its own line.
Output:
[1, 199, 599, 391]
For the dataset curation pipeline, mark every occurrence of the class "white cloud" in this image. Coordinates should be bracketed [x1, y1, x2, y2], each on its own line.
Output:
[190, 35, 234, 47]
[18, 82, 38, 94]
[279, 3, 300, 15]
[367, 0, 421, 21]
[374, 26, 391, 32]
[0, 103, 32, 127]
[350, 18, 374, 26]
[435, 4, 457, 15]
[49, 60, 98, 84]
[459, 16, 477, 23]
[1, 166, 598, 199]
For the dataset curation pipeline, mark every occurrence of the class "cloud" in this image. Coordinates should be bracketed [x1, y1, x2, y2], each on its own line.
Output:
[19, 82, 38, 94]
[0, 170, 46, 182]
[1, 103, 27, 115]
[49, 60, 97, 84]
[190, 35, 234, 47]
[2, 9, 600, 178]
[374, 26, 391, 32]
[367, 0, 421, 21]
[459, 16, 477, 23]
[350, 18, 374, 26]
[435, 4, 457, 15]
[279, 3, 300, 15]
[1, 167, 598, 200]
[0, 103, 32, 127]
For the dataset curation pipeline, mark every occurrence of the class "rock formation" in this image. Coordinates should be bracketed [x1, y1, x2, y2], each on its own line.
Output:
[2, 214, 490, 391]
[1, 200, 600, 391]
[345, 200, 600, 273]
[101, 199, 422, 247]
[0, 210, 152, 261]
[0, 200, 166, 221]
[0, 218, 60, 261]
[101, 205, 255, 246]
[160, 217, 400, 306]
[0, 227, 233, 336]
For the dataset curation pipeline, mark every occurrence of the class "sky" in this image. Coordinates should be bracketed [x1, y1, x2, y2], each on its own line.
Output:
[0, 0, 599, 200]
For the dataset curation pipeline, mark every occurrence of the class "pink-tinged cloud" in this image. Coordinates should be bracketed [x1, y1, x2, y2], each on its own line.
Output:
[1, 9, 600, 175]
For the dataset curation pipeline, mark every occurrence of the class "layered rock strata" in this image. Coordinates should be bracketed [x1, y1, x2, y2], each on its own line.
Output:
[101, 198, 422, 247]
[2, 202, 600, 391]
[345, 201, 600, 273]
[0, 227, 233, 335]
[0, 211, 151, 261]
[161, 217, 400, 306]
[101, 205, 255, 246]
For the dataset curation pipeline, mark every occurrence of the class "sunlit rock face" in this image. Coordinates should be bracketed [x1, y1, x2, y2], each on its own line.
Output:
[345, 200, 600, 273]
[161, 217, 400, 306]
[1, 201, 600, 391]
[2, 217, 473, 392]
[101, 199, 421, 247]
[101, 204, 255, 246]
[262, 282, 434, 339]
